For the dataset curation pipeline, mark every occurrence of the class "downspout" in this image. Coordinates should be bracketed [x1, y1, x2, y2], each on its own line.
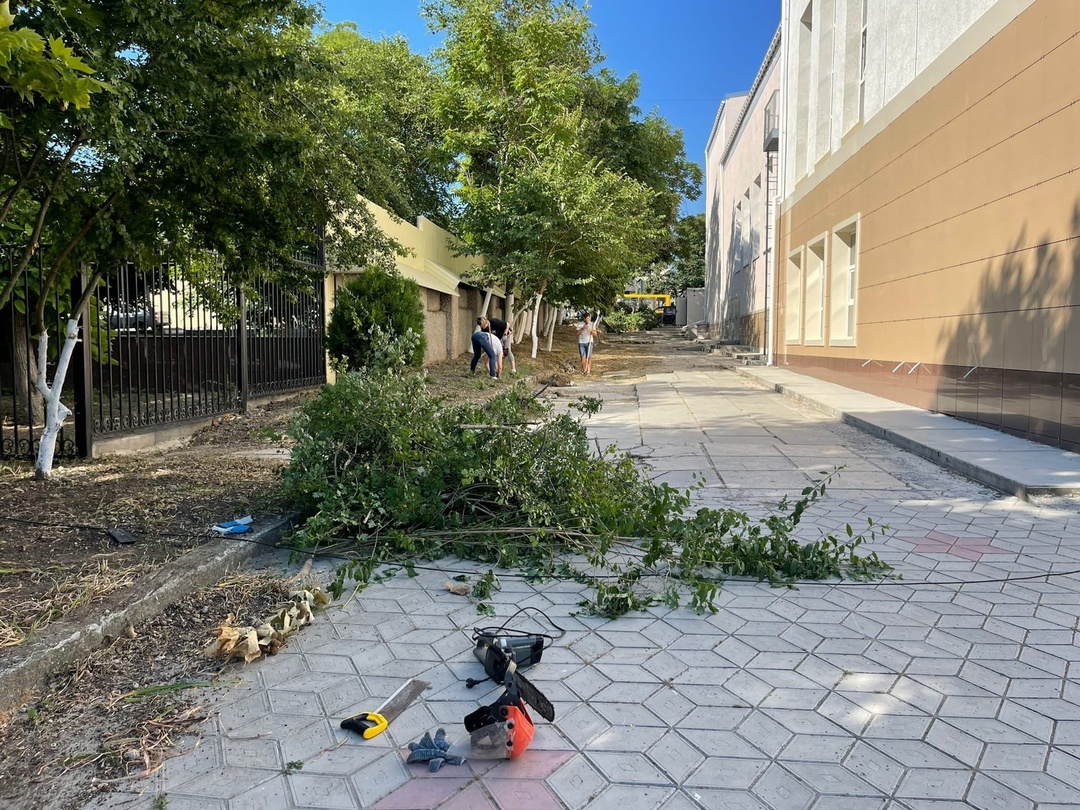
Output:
[771, 5, 791, 367]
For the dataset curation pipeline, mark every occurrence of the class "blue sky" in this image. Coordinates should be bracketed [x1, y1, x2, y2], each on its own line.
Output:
[318, 1, 781, 217]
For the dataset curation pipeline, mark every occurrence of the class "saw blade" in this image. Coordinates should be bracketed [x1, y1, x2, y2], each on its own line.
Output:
[376, 678, 430, 722]
[508, 665, 554, 722]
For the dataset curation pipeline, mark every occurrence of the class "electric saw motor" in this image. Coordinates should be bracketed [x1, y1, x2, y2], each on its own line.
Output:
[471, 631, 545, 683]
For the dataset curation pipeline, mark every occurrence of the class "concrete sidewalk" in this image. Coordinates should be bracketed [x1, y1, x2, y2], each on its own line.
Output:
[731, 366, 1080, 501]
[91, 368, 1080, 810]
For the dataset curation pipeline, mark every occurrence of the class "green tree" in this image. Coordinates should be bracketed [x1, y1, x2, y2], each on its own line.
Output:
[0, 1, 434, 476]
[424, 0, 676, 351]
[325, 270, 427, 371]
[641, 213, 706, 296]
[317, 24, 456, 227]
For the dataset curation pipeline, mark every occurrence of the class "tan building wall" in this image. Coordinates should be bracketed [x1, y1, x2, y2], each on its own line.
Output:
[331, 202, 505, 371]
[776, 0, 1080, 450]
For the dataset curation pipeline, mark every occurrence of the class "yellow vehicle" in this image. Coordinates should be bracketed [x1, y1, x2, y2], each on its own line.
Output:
[618, 293, 672, 313]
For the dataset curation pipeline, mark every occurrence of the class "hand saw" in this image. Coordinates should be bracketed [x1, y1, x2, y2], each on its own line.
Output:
[340, 678, 430, 739]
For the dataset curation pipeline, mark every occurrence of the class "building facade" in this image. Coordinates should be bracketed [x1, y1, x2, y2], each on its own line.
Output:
[775, 0, 1080, 451]
[704, 30, 782, 357]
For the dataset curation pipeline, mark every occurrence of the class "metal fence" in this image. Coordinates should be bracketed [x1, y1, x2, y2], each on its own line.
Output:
[1, 257, 326, 462]
[0, 250, 78, 461]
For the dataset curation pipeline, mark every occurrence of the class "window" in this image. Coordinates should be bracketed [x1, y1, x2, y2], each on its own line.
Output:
[785, 248, 803, 344]
[741, 189, 752, 274]
[804, 236, 826, 345]
[731, 201, 743, 273]
[830, 217, 859, 345]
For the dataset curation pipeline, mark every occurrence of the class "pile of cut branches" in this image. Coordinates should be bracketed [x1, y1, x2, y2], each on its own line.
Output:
[282, 369, 892, 617]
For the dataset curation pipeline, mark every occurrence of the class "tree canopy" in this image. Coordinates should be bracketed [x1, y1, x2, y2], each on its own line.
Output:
[423, 0, 700, 311]
[0, 1, 461, 325]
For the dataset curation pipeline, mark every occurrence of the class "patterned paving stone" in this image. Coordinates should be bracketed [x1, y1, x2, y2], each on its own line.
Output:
[93, 370, 1080, 809]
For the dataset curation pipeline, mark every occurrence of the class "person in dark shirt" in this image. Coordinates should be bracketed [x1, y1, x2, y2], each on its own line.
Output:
[487, 317, 511, 376]
[470, 317, 500, 378]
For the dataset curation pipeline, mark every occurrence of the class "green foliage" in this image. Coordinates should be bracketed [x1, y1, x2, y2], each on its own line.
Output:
[0, 1, 108, 115]
[604, 308, 660, 333]
[425, 0, 690, 307]
[283, 370, 893, 617]
[325, 270, 427, 371]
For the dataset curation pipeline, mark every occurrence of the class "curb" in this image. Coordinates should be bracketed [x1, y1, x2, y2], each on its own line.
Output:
[730, 367, 1033, 501]
[0, 515, 297, 718]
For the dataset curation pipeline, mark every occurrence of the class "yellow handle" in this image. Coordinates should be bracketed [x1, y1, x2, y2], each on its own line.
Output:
[360, 712, 388, 739]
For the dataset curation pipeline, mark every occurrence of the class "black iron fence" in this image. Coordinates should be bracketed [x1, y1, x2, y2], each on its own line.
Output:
[1, 257, 326, 462]
[0, 251, 78, 460]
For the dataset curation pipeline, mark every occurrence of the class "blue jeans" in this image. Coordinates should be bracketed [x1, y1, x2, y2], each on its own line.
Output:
[470, 332, 499, 376]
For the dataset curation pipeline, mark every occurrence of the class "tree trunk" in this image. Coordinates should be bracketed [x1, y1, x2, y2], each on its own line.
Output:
[544, 306, 558, 352]
[480, 289, 492, 318]
[512, 309, 528, 343]
[529, 293, 542, 359]
[505, 290, 515, 331]
[12, 315, 45, 426]
[34, 318, 78, 479]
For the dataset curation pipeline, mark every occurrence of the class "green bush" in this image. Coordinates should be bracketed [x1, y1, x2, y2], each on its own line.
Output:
[604, 307, 661, 333]
[282, 370, 893, 617]
[326, 269, 426, 370]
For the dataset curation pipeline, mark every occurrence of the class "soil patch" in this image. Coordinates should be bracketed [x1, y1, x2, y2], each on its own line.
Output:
[0, 572, 298, 810]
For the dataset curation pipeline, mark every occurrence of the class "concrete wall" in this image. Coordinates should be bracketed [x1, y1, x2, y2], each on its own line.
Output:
[781, 0, 1019, 197]
[714, 54, 781, 348]
[704, 94, 746, 336]
[775, 0, 1080, 450]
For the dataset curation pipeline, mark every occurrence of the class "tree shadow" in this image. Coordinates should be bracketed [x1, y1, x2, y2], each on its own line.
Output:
[932, 201, 1080, 452]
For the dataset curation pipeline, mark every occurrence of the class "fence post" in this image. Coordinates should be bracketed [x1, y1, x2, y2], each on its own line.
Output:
[237, 286, 249, 413]
[70, 267, 93, 458]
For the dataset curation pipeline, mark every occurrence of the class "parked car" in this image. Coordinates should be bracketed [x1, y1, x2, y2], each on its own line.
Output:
[106, 307, 160, 332]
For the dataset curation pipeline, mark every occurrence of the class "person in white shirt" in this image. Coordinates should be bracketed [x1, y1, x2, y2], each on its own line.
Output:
[576, 313, 597, 375]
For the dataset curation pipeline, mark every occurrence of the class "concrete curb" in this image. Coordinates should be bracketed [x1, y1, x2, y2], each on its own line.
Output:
[731, 368, 1034, 500]
[0, 515, 298, 718]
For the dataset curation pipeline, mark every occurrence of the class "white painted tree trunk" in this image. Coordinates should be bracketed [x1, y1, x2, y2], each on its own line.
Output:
[480, 289, 492, 318]
[505, 291, 515, 335]
[34, 317, 79, 479]
[544, 306, 558, 352]
[512, 309, 528, 343]
[529, 293, 543, 358]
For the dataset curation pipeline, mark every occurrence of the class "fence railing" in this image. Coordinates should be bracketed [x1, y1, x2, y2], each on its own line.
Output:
[1, 258, 326, 462]
[0, 250, 77, 461]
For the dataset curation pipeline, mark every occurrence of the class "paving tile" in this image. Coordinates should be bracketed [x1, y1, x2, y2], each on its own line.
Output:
[585, 784, 675, 810]
[683, 757, 769, 790]
[895, 768, 972, 800]
[231, 775, 293, 810]
[437, 782, 499, 810]
[350, 751, 410, 807]
[546, 755, 607, 809]
[750, 763, 816, 810]
[842, 742, 905, 794]
[587, 752, 672, 786]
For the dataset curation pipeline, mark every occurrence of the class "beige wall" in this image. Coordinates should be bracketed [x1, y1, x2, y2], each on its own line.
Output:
[331, 201, 506, 369]
[775, 0, 1080, 447]
[778, 0, 1080, 365]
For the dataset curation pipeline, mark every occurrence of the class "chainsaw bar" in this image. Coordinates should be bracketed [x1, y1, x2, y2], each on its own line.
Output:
[508, 663, 555, 722]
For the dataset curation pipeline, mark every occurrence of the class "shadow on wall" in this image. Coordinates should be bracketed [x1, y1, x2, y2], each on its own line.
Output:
[934, 202, 1080, 452]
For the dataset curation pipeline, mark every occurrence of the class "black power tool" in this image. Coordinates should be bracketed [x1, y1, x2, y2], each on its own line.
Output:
[468, 631, 545, 686]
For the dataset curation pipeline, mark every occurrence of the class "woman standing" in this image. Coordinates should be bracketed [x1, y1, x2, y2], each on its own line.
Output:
[576, 313, 597, 375]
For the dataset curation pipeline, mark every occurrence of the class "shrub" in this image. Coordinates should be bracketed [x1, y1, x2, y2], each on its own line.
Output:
[282, 370, 893, 617]
[604, 307, 661, 333]
[326, 269, 426, 370]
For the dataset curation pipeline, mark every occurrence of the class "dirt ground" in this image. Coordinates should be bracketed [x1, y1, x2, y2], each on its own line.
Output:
[0, 323, 689, 810]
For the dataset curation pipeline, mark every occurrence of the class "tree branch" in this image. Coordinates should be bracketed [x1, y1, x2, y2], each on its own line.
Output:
[0, 136, 83, 311]
[0, 136, 50, 228]
[35, 189, 121, 332]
